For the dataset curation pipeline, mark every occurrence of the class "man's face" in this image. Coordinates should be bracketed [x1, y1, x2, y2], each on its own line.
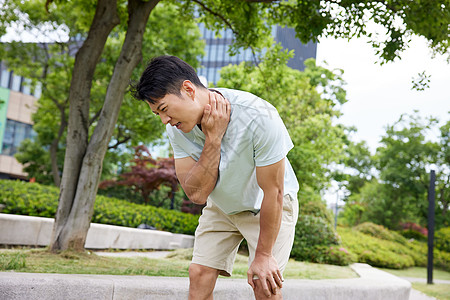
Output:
[147, 90, 202, 133]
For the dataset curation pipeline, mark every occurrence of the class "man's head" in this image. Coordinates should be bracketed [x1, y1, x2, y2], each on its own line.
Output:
[132, 55, 206, 104]
[132, 56, 208, 133]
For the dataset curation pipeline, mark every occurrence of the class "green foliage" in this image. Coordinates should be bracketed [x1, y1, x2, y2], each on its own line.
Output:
[354, 222, 408, 244]
[339, 226, 450, 271]
[184, 0, 450, 63]
[290, 215, 353, 265]
[435, 227, 450, 253]
[0, 180, 199, 235]
[400, 230, 427, 242]
[339, 112, 450, 230]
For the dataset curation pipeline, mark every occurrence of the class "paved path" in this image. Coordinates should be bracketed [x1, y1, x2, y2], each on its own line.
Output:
[409, 289, 437, 300]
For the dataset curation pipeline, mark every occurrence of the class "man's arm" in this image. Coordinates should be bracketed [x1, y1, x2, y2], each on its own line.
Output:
[247, 158, 285, 297]
[175, 92, 230, 204]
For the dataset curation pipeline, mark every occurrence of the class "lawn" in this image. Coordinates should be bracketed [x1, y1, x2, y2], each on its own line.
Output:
[0, 248, 357, 280]
[412, 283, 450, 300]
[380, 266, 450, 281]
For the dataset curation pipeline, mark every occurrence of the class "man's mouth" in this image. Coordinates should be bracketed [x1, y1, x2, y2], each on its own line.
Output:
[174, 122, 181, 129]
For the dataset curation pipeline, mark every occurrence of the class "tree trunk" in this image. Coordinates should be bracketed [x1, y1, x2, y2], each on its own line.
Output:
[49, 100, 68, 188]
[49, 0, 120, 252]
[49, 0, 159, 252]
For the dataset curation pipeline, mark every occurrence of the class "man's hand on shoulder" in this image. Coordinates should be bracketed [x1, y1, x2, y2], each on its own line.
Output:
[201, 91, 230, 145]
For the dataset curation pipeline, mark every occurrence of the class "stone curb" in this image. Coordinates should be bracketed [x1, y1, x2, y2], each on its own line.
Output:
[0, 213, 194, 250]
[0, 264, 411, 300]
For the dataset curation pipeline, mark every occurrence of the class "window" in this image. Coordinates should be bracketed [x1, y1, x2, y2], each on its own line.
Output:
[22, 78, 32, 95]
[11, 74, 22, 92]
[1, 119, 35, 156]
[0, 69, 10, 88]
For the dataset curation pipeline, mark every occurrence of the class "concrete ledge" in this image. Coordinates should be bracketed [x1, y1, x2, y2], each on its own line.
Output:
[0, 264, 411, 300]
[0, 213, 194, 250]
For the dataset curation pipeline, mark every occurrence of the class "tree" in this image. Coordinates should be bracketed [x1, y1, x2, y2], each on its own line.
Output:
[2, 0, 449, 252]
[340, 112, 449, 229]
[2, 2, 204, 187]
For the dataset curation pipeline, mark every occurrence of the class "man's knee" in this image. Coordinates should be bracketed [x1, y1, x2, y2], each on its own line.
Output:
[189, 263, 219, 281]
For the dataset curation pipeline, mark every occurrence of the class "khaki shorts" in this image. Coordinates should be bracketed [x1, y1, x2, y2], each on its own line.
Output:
[192, 194, 299, 277]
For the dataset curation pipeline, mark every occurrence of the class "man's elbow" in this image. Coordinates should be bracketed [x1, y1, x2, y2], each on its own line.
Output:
[186, 191, 207, 205]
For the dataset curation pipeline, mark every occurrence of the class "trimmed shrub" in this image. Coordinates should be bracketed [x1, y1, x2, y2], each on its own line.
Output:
[291, 214, 347, 263]
[400, 229, 427, 242]
[299, 199, 334, 225]
[338, 226, 450, 271]
[435, 227, 450, 253]
[0, 180, 198, 235]
[354, 222, 408, 244]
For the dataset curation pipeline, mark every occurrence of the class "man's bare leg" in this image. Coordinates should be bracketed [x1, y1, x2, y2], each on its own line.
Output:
[188, 263, 220, 300]
[253, 279, 283, 300]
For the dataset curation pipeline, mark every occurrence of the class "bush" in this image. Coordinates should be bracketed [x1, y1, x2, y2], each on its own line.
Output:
[299, 199, 334, 225]
[291, 214, 344, 262]
[435, 227, 450, 253]
[0, 180, 199, 235]
[354, 222, 408, 244]
[400, 222, 428, 237]
[338, 227, 415, 269]
[338, 226, 450, 271]
[400, 229, 427, 242]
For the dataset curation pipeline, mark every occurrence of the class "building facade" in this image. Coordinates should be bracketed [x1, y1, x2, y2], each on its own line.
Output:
[0, 61, 40, 179]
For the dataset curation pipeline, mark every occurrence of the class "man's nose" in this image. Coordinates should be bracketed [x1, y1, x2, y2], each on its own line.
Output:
[160, 114, 171, 125]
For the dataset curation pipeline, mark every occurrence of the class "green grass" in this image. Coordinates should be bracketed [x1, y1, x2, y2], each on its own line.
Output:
[412, 283, 450, 300]
[0, 248, 357, 280]
[380, 267, 450, 281]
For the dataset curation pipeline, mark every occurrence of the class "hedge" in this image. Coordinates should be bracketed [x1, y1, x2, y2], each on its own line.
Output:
[0, 180, 199, 235]
[338, 226, 450, 271]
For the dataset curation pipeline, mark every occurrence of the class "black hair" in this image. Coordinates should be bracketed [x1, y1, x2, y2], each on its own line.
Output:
[130, 55, 205, 104]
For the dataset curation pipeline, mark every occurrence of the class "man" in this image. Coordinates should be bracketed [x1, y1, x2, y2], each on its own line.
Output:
[132, 56, 299, 300]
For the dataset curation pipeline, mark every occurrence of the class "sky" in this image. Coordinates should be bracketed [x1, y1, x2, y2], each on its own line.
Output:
[316, 35, 450, 153]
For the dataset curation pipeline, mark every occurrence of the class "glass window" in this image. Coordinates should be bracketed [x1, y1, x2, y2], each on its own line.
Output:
[1, 119, 34, 156]
[2, 120, 15, 155]
[13, 122, 27, 149]
[11, 74, 22, 91]
[22, 78, 32, 95]
[214, 68, 221, 85]
[0, 69, 10, 88]
[217, 44, 225, 61]
[209, 44, 218, 61]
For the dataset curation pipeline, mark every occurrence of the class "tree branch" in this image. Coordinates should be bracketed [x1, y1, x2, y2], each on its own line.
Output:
[192, 0, 239, 36]
[108, 136, 131, 150]
[89, 108, 102, 126]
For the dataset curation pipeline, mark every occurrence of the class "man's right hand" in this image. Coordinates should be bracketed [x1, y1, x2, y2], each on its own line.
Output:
[201, 91, 230, 144]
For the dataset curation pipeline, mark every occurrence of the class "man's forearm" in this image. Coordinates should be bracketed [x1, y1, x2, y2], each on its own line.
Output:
[182, 137, 222, 204]
[255, 189, 283, 256]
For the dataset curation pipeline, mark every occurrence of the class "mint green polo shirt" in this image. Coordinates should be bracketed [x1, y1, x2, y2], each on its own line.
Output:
[166, 88, 299, 215]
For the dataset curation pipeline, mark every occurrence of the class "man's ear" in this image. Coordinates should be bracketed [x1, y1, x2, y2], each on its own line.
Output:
[182, 80, 196, 100]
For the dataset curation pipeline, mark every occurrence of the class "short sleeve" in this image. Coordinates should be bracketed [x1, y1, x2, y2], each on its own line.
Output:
[166, 126, 190, 159]
[252, 113, 294, 167]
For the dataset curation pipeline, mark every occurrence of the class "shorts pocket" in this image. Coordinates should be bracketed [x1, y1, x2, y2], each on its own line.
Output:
[282, 194, 294, 224]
